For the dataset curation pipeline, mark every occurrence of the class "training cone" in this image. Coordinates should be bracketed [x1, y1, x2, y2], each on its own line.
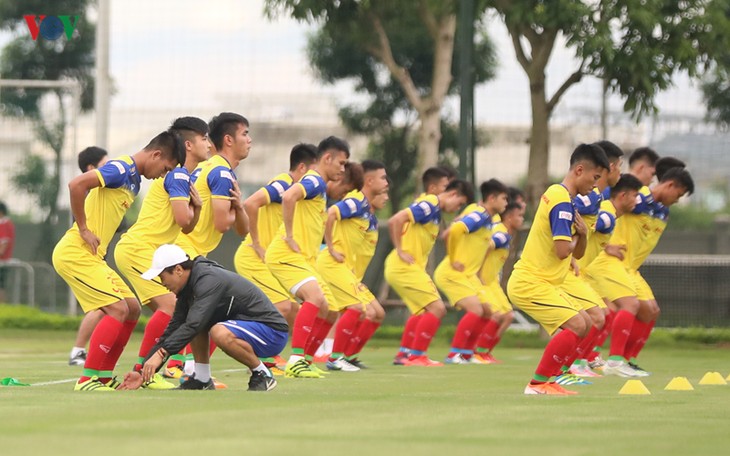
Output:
[664, 377, 694, 391]
[618, 379, 651, 395]
[698, 372, 727, 385]
[725, 373, 730, 382]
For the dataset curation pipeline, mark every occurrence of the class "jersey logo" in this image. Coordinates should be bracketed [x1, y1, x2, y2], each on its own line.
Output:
[418, 201, 432, 216]
[271, 181, 286, 197]
[558, 210, 573, 221]
[345, 199, 358, 213]
[174, 172, 190, 182]
[220, 170, 234, 182]
[303, 175, 320, 187]
[111, 161, 126, 174]
[577, 194, 591, 206]
[467, 212, 482, 223]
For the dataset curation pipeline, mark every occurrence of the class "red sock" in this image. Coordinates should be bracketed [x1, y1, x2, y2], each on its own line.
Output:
[533, 329, 579, 382]
[465, 317, 490, 352]
[291, 301, 320, 353]
[305, 317, 334, 358]
[398, 314, 422, 354]
[589, 311, 615, 360]
[136, 311, 171, 369]
[449, 312, 482, 354]
[557, 327, 599, 375]
[345, 319, 380, 357]
[410, 312, 441, 354]
[209, 339, 217, 357]
[102, 319, 137, 375]
[81, 316, 123, 381]
[609, 310, 636, 359]
[476, 319, 500, 352]
[626, 319, 655, 360]
[331, 308, 361, 358]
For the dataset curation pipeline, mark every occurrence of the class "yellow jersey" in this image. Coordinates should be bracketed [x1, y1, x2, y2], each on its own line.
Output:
[118, 167, 191, 249]
[513, 184, 575, 285]
[608, 185, 662, 270]
[386, 193, 441, 269]
[631, 199, 668, 269]
[577, 198, 617, 269]
[480, 222, 511, 285]
[440, 204, 492, 276]
[63, 155, 140, 258]
[176, 155, 237, 257]
[242, 172, 293, 249]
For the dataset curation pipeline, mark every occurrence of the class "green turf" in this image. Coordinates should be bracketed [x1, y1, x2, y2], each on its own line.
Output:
[1, 329, 729, 456]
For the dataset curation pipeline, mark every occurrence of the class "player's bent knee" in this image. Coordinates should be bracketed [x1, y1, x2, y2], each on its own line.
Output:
[426, 301, 447, 319]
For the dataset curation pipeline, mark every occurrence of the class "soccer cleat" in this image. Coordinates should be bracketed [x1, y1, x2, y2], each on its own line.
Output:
[588, 356, 606, 372]
[284, 359, 321, 378]
[103, 377, 122, 390]
[68, 350, 87, 366]
[273, 355, 287, 368]
[627, 362, 651, 377]
[524, 382, 571, 395]
[269, 366, 285, 377]
[163, 365, 185, 379]
[346, 358, 368, 369]
[482, 352, 502, 364]
[555, 373, 592, 386]
[308, 363, 330, 376]
[213, 378, 228, 389]
[312, 354, 330, 364]
[392, 353, 409, 365]
[403, 355, 443, 367]
[175, 374, 215, 390]
[469, 354, 491, 365]
[142, 373, 176, 390]
[547, 382, 579, 395]
[444, 354, 468, 364]
[602, 360, 641, 378]
[326, 357, 361, 372]
[248, 371, 277, 391]
[569, 361, 602, 378]
[74, 376, 116, 392]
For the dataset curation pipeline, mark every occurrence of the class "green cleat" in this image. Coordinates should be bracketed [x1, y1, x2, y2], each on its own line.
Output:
[104, 377, 122, 390]
[74, 376, 116, 392]
[309, 363, 329, 376]
[284, 359, 321, 378]
[143, 373, 177, 390]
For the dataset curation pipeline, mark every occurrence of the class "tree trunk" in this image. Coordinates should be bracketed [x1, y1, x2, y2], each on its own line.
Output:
[415, 105, 442, 189]
[526, 74, 551, 209]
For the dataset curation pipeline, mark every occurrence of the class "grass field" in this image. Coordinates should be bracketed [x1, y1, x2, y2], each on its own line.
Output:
[1, 329, 729, 456]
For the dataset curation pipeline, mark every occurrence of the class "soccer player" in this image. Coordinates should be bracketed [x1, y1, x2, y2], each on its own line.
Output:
[507, 143, 608, 395]
[234, 143, 318, 371]
[0, 201, 15, 304]
[113, 117, 209, 388]
[52, 130, 185, 391]
[265, 136, 349, 378]
[386, 178, 474, 366]
[133, 244, 288, 392]
[317, 160, 389, 371]
[436, 178, 508, 364]
[474, 201, 525, 363]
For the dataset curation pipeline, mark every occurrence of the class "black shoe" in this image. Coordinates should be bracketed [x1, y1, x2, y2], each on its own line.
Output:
[347, 358, 368, 369]
[248, 371, 277, 391]
[175, 374, 215, 390]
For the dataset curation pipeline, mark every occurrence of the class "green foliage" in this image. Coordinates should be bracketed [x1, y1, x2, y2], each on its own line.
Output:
[11, 155, 59, 218]
[664, 204, 717, 231]
[701, 3, 730, 127]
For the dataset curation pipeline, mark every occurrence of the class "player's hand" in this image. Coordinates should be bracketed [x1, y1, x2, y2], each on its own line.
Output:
[440, 228, 451, 241]
[284, 236, 301, 254]
[570, 257, 580, 276]
[397, 249, 415, 265]
[141, 351, 165, 383]
[251, 242, 266, 261]
[229, 182, 243, 210]
[329, 247, 345, 263]
[117, 371, 144, 390]
[189, 184, 202, 209]
[605, 244, 626, 261]
[573, 211, 587, 237]
[451, 261, 465, 272]
[80, 228, 101, 256]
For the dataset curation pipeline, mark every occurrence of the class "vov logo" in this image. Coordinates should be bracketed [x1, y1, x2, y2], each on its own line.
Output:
[24, 15, 80, 41]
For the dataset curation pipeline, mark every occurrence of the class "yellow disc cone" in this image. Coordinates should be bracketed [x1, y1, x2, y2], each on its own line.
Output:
[618, 379, 651, 395]
[725, 373, 730, 382]
[664, 377, 694, 391]
[699, 372, 727, 385]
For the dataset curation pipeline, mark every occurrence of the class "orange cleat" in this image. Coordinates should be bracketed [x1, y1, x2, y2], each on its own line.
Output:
[403, 355, 443, 367]
[273, 355, 287, 368]
[524, 382, 572, 395]
[547, 382, 578, 395]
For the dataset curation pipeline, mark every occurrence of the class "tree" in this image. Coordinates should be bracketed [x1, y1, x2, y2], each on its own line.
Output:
[0, 0, 96, 260]
[265, 0, 488, 184]
[702, 3, 730, 127]
[303, 6, 496, 210]
[490, 0, 729, 206]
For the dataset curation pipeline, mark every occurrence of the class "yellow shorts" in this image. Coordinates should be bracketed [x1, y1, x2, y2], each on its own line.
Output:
[316, 256, 373, 311]
[235, 242, 292, 304]
[507, 270, 580, 336]
[433, 262, 488, 307]
[560, 272, 605, 310]
[114, 242, 170, 305]
[482, 280, 512, 314]
[582, 255, 637, 303]
[266, 248, 337, 311]
[52, 236, 134, 313]
[631, 270, 655, 301]
[384, 260, 441, 315]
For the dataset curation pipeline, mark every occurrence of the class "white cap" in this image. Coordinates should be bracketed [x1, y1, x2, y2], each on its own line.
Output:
[141, 244, 190, 280]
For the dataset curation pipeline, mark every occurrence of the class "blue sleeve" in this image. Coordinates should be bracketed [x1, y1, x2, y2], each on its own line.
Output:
[164, 168, 191, 199]
[461, 211, 487, 233]
[632, 192, 654, 214]
[97, 160, 130, 189]
[207, 166, 235, 197]
[492, 231, 511, 249]
[263, 180, 290, 203]
[409, 200, 438, 224]
[595, 211, 616, 234]
[335, 197, 364, 219]
[601, 186, 611, 200]
[574, 192, 601, 216]
[548, 202, 574, 238]
[299, 174, 325, 200]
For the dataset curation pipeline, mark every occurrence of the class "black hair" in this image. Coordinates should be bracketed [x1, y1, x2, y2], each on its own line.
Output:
[0, 201, 7, 215]
[162, 258, 194, 275]
[593, 140, 624, 162]
[660, 167, 695, 195]
[610, 173, 643, 198]
[655, 157, 686, 181]
[502, 201, 523, 216]
[144, 130, 186, 166]
[507, 186, 525, 204]
[342, 162, 364, 191]
[317, 136, 350, 159]
[289, 143, 318, 171]
[421, 167, 450, 191]
[479, 178, 509, 201]
[628, 147, 660, 167]
[362, 159, 386, 173]
[77, 146, 108, 173]
[208, 112, 249, 151]
[437, 164, 457, 180]
[570, 143, 610, 170]
[170, 116, 209, 143]
[445, 179, 475, 204]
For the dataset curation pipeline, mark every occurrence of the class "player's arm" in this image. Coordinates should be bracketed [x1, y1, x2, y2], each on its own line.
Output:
[168, 171, 202, 234]
[324, 206, 344, 263]
[68, 170, 104, 254]
[243, 188, 269, 258]
[388, 209, 414, 264]
[550, 202, 579, 260]
[230, 181, 249, 237]
[446, 221, 467, 271]
[281, 184, 306, 253]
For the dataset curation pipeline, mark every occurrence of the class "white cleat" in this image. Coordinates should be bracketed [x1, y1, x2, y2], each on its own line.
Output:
[326, 357, 361, 372]
[602, 360, 641, 378]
